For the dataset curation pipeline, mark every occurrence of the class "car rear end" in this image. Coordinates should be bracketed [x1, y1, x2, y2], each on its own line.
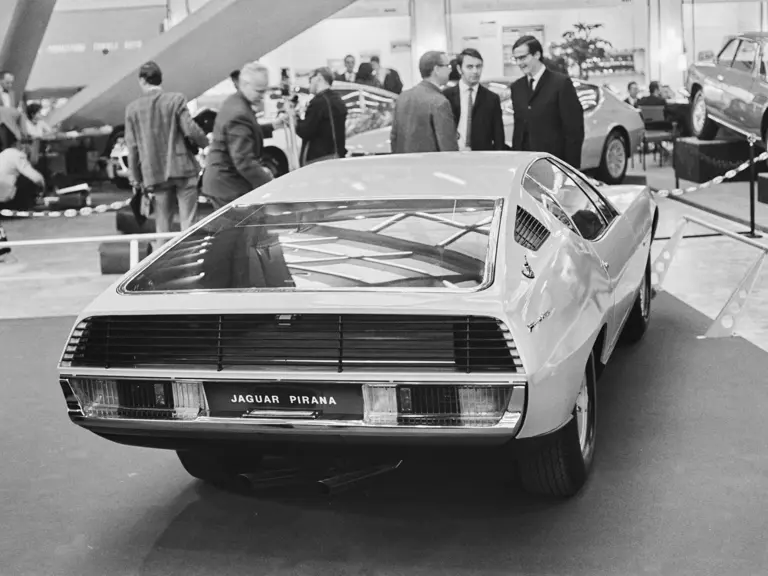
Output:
[57, 195, 529, 455]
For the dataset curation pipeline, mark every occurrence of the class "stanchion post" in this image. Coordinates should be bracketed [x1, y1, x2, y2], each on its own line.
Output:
[748, 134, 758, 238]
[673, 134, 679, 189]
[129, 239, 139, 268]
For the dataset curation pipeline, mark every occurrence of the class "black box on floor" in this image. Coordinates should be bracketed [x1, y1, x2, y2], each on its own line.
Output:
[758, 174, 768, 204]
[99, 241, 153, 275]
[673, 137, 766, 184]
[40, 192, 91, 211]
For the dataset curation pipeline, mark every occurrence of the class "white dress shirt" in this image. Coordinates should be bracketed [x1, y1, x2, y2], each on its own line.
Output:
[458, 80, 478, 151]
[528, 65, 546, 92]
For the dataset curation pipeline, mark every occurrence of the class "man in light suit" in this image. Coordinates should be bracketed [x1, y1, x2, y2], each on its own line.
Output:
[202, 61, 274, 210]
[390, 51, 457, 154]
[125, 61, 208, 245]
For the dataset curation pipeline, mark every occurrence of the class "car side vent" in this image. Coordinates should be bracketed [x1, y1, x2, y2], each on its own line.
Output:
[514, 206, 550, 251]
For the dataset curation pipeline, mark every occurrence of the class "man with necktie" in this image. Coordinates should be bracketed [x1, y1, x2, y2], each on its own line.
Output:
[443, 48, 505, 151]
[509, 36, 584, 168]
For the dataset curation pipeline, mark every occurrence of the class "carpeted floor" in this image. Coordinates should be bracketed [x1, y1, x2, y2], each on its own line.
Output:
[1, 294, 767, 576]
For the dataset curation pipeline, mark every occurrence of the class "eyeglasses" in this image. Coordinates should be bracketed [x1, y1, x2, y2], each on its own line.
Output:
[513, 52, 532, 62]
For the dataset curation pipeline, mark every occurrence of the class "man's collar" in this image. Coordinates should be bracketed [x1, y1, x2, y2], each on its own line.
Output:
[531, 65, 546, 83]
[459, 79, 479, 92]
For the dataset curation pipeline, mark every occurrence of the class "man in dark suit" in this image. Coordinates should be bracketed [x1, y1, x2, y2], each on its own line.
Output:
[125, 61, 208, 245]
[443, 48, 505, 151]
[334, 55, 356, 83]
[624, 81, 640, 107]
[390, 50, 458, 154]
[509, 36, 585, 168]
[202, 61, 274, 210]
[293, 67, 347, 165]
[370, 56, 403, 94]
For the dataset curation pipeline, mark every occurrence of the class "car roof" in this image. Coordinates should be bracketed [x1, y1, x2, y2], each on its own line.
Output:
[736, 31, 768, 41]
[237, 152, 543, 204]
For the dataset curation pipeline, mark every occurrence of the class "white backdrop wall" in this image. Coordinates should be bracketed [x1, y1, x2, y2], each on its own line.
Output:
[682, 2, 764, 61]
[448, 3, 645, 79]
[258, 16, 414, 89]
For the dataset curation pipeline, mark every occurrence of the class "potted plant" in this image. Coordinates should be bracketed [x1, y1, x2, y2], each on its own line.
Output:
[550, 23, 613, 80]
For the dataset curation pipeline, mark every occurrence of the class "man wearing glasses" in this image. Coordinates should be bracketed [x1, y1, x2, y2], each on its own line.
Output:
[390, 51, 458, 154]
[509, 36, 584, 168]
[202, 61, 274, 210]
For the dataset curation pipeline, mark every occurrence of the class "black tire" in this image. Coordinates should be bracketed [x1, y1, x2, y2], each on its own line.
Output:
[596, 129, 628, 184]
[262, 148, 289, 178]
[176, 449, 262, 485]
[620, 256, 652, 344]
[690, 89, 719, 140]
[518, 353, 597, 497]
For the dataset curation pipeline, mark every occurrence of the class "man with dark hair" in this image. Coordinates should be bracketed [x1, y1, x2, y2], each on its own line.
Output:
[370, 56, 403, 94]
[291, 67, 347, 165]
[625, 81, 640, 107]
[509, 35, 585, 168]
[335, 55, 356, 83]
[125, 60, 209, 245]
[638, 81, 666, 106]
[443, 48, 505, 151]
[390, 50, 457, 154]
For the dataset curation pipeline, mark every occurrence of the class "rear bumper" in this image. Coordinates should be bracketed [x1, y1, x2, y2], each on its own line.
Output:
[71, 412, 523, 450]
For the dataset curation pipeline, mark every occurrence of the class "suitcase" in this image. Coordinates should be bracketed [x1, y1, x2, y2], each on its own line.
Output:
[98, 241, 153, 275]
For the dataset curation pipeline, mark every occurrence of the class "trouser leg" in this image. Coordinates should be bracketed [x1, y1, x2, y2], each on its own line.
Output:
[175, 176, 199, 230]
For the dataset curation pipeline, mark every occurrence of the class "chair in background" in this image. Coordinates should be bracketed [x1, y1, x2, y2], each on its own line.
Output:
[639, 104, 679, 170]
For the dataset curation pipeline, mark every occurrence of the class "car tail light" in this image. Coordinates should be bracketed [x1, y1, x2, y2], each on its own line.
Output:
[363, 384, 525, 428]
[66, 378, 208, 420]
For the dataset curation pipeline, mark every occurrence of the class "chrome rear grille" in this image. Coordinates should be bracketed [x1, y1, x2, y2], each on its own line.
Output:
[62, 314, 523, 373]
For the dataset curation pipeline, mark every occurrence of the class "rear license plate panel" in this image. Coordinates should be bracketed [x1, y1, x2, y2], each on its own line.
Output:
[205, 381, 363, 420]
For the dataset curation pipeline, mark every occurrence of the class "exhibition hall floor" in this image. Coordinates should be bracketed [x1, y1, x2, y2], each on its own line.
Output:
[2, 294, 766, 576]
[2, 186, 767, 575]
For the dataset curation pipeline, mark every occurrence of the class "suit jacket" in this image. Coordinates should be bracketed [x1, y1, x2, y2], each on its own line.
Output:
[124, 90, 208, 188]
[443, 83, 505, 151]
[390, 80, 458, 154]
[296, 88, 348, 165]
[510, 69, 585, 168]
[202, 91, 273, 203]
[380, 68, 403, 94]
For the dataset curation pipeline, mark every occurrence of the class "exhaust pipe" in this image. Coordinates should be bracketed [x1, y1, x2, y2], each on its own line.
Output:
[236, 467, 304, 491]
[317, 460, 403, 495]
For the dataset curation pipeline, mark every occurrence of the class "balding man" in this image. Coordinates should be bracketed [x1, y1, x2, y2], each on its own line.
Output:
[390, 51, 457, 154]
[202, 61, 274, 209]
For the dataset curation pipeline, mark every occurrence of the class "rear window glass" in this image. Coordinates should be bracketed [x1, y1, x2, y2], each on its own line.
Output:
[122, 198, 503, 293]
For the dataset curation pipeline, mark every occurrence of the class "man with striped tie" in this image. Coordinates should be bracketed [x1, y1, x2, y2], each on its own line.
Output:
[442, 48, 506, 152]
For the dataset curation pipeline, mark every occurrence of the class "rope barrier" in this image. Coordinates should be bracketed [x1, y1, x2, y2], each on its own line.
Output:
[0, 199, 131, 219]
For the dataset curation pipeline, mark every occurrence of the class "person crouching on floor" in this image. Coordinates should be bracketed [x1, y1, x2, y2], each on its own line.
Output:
[0, 138, 46, 256]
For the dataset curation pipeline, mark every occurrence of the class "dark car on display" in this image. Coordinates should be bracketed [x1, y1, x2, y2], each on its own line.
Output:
[59, 150, 657, 498]
[686, 31, 768, 142]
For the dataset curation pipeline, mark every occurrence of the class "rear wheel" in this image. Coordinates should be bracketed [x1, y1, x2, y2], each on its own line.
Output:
[596, 129, 628, 184]
[690, 89, 719, 140]
[518, 353, 597, 497]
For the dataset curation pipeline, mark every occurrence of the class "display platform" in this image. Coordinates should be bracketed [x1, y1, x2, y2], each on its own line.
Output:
[674, 137, 767, 183]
